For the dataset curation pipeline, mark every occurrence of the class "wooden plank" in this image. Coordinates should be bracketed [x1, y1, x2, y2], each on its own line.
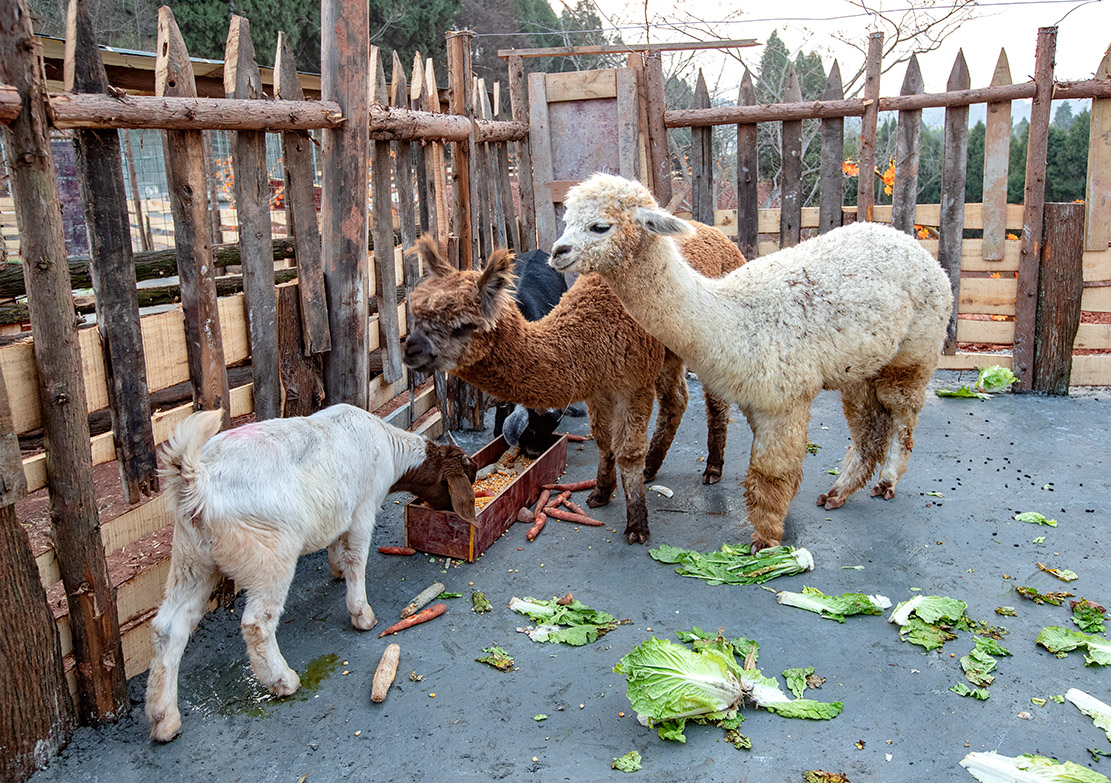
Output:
[391, 52, 418, 255]
[276, 279, 324, 419]
[938, 352, 1013, 371]
[1084, 248, 1111, 282]
[736, 69, 758, 258]
[1081, 284, 1111, 312]
[66, 0, 158, 503]
[507, 55, 535, 251]
[938, 51, 971, 354]
[691, 71, 713, 226]
[274, 33, 330, 355]
[779, 66, 802, 248]
[425, 59, 450, 242]
[643, 52, 673, 209]
[818, 62, 844, 235]
[225, 16, 279, 422]
[1086, 46, 1111, 252]
[1074, 322, 1111, 350]
[857, 32, 884, 222]
[956, 318, 1014, 345]
[410, 52, 432, 237]
[320, 0, 370, 407]
[957, 277, 1018, 315]
[498, 39, 758, 60]
[156, 7, 230, 421]
[447, 32, 476, 270]
[121, 131, 151, 252]
[1071, 354, 1111, 386]
[529, 71, 558, 253]
[1033, 202, 1084, 394]
[891, 55, 923, 235]
[982, 50, 1013, 261]
[616, 68, 640, 180]
[1013, 28, 1058, 391]
[370, 47, 403, 385]
[470, 77, 493, 260]
[2, 0, 127, 722]
[494, 135, 520, 251]
[479, 84, 509, 249]
[715, 203, 1027, 234]
[544, 69, 617, 102]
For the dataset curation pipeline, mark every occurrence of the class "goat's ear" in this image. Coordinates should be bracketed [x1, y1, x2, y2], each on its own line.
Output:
[413, 234, 454, 277]
[476, 248, 516, 326]
[634, 207, 695, 237]
[446, 472, 478, 528]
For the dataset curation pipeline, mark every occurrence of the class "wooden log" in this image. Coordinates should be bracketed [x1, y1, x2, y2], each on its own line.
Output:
[857, 32, 883, 222]
[66, 0, 159, 503]
[1, 0, 128, 723]
[891, 55, 923, 236]
[497, 39, 758, 59]
[121, 130, 151, 252]
[982, 50, 1013, 261]
[493, 85, 520, 251]
[1014, 28, 1057, 392]
[938, 51, 971, 354]
[691, 70, 713, 226]
[0, 363, 73, 781]
[471, 77, 494, 260]
[818, 62, 845, 235]
[779, 66, 802, 249]
[507, 55, 536, 251]
[1033, 203, 1084, 394]
[642, 52, 673, 210]
[425, 58, 450, 242]
[481, 84, 508, 250]
[370, 47, 403, 385]
[225, 16, 279, 421]
[156, 7, 230, 420]
[1086, 45, 1111, 252]
[391, 52, 418, 254]
[201, 131, 222, 243]
[276, 283, 324, 417]
[448, 32, 477, 270]
[274, 33, 330, 356]
[736, 69, 758, 259]
[527, 71, 557, 254]
[410, 52, 431, 236]
[320, 0, 370, 407]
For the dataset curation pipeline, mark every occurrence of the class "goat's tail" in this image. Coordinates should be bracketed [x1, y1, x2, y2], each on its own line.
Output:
[159, 409, 223, 523]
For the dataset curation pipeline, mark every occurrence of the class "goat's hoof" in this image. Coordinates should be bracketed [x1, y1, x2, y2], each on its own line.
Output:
[268, 669, 301, 698]
[818, 492, 846, 510]
[586, 488, 613, 509]
[702, 466, 723, 485]
[351, 607, 378, 632]
[149, 710, 182, 743]
[624, 527, 650, 545]
[871, 482, 896, 500]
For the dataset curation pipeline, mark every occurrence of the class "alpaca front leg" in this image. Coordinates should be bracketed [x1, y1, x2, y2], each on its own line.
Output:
[145, 554, 220, 742]
[615, 390, 654, 544]
[337, 507, 377, 631]
[585, 397, 617, 508]
[744, 405, 809, 550]
[239, 563, 301, 697]
[644, 353, 688, 481]
[701, 389, 730, 485]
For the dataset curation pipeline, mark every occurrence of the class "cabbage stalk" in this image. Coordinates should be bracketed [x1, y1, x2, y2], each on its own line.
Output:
[960, 751, 1109, 782]
[1066, 688, 1111, 742]
[776, 586, 891, 622]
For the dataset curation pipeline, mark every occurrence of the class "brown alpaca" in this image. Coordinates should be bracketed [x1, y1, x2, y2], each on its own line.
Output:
[404, 225, 745, 544]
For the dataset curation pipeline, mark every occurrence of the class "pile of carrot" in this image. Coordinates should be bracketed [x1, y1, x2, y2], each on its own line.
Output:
[519, 481, 604, 540]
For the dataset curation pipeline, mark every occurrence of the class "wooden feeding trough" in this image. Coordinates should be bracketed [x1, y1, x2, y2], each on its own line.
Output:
[405, 433, 568, 562]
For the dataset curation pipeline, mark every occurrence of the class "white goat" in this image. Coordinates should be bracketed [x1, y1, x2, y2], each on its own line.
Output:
[145, 404, 477, 742]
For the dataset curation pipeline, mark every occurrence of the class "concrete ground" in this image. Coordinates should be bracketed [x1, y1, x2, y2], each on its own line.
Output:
[30, 371, 1111, 783]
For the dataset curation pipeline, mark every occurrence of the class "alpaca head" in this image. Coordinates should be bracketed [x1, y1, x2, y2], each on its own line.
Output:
[549, 173, 695, 276]
[404, 235, 516, 374]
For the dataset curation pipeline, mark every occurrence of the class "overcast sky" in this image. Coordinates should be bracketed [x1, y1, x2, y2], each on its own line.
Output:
[590, 0, 1109, 95]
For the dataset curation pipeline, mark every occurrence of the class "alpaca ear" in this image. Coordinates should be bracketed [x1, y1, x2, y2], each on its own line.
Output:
[634, 207, 695, 237]
[476, 248, 516, 326]
[413, 234, 454, 277]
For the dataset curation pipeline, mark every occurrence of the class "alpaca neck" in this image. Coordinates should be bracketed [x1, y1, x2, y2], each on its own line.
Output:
[453, 306, 588, 408]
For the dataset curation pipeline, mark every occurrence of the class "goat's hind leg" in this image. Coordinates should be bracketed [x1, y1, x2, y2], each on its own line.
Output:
[818, 379, 891, 510]
[644, 352, 688, 482]
[145, 536, 221, 742]
[235, 554, 301, 697]
[871, 364, 932, 500]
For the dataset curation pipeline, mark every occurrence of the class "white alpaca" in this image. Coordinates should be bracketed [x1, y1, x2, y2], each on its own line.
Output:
[550, 173, 952, 550]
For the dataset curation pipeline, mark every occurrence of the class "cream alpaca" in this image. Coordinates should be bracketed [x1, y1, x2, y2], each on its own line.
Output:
[551, 173, 953, 550]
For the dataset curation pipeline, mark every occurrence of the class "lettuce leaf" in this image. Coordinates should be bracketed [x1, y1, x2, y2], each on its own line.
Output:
[1037, 626, 1111, 666]
[889, 595, 968, 625]
[776, 586, 891, 622]
[784, 667, 815, 698]
[738, 668, 843, 720]
[509, 596, 619, 646]
[1066, 689, 1111, 742]
[960, 751, 1110, 782]
[950, 683, 990, 700]
[1015, 511, 1058, 527]
[649, 543, 814, 585]
[977, 365, 1018, 393]
[610, 750, 643, 772]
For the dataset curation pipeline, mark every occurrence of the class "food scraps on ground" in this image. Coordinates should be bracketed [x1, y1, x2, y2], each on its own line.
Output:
[377, 546, 417, 556]
[1016, 586, 1074, 605]
[803, 772, 850, 783]
[542, 479, 597, 491]
[775, 587, 891, 622]
[562, 497, 589, 516]
[610, 750, 642, 772]
[409, 670, 423, 682]
[1072, 599, 1107, 633]
[378, 603, 446, 638]
[565, 433, 590, 442]
[1036, 626, 1111, 665]
[649, 543, 815, 586]
[1015, 511, 1058, 527]
[471, 449, 536, 509]
[544, 506, 605, 526]
[509, 595, 623, 646]
[648, 484, 673, 498]
[401, 582, 445, 619]
[950, 683, 990, 700]
[960, 751, 1110, 782]
[471, 590, 493, 614]
[526, 511, 547, 541]
[371, 644, 400, 703]
[887, 595, 989, 651]
[1065, 688, 1111, 742]
[475, 645, 515, 672]
[547, 490, 572, 509]
[1037, 562, 1080, 582]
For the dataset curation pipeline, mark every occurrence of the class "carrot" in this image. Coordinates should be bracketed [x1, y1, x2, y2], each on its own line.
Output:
[378, 603, 446, 638]
[533, 490, 551, 516]
[378, 546, 417, 556]
[474, 488, 497, 498]
[542, 480, 596, 492]
[371, 643, 400, 703]
[401, 582, 445, 618]
[526, 511, 547, 541]
[544, 507, 604, 526]
[546, 490, 571, 510]
[562, 498, 588, 516]
[516, 506, 535, 524]
[564, 433, 590, 442]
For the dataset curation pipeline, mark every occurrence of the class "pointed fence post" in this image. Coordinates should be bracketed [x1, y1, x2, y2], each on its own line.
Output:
[691, 70, 713, 226]
[156, 7, 230, 420]
[507, 54, 536, 251]
[779, 66, 802, 248]
[274, 32, 331, 356]
[1014, 27, 1058, 391]
[1085, 45, 1111, 252]
[736, 69, 758, 258]
[819, 62, 845, 235]
[426, 58, 451, 243]
[891, 55, 923, 236]
[1, 0, 128, 724]
[66, 0, 158, 502]
[225, 15, 279, 421]
[857, 32, 883, 222]
[492, 83, 520, 251]
[471, 77, 494, 260]
[447, 31, 476, 270]
[391, 51, 418, 253]
[410, 53, 433, 236]
[370, 46, 403, 385]
[938, 50, 971, 354]
[982, 50, 1013, 261]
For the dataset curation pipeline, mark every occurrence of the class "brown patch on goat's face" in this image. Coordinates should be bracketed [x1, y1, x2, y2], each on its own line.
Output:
[392, 441, 478, 525]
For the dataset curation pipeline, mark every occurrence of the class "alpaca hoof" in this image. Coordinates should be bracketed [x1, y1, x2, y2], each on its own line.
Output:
[624, 526, 650, 545]
[148, 709, 182, 743]
[267, 668, 301, 698]
[350, 606, 378, 632]
[702, 465, 723, 485]
[586, 488, 613, 508]
[750, 534, 781, 552]
[818, 492, 846, 510]
[871, 481, 896, 500]
[642, 464, 660, 482]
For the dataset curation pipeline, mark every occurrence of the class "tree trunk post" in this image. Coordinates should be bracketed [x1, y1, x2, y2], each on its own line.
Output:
[736, 69, 758, 259]
[856, 31, 883, 222]
[938, 51, 971, 355]
[1032, 202, 1084, 394]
